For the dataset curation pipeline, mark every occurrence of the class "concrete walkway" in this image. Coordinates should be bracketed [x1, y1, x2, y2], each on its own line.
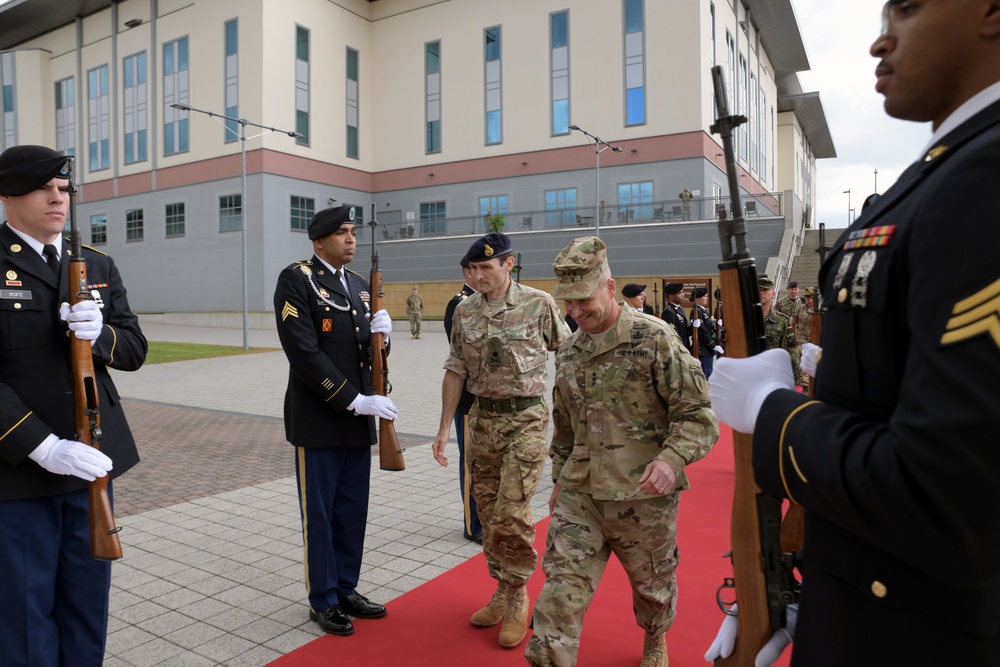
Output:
[102, 318, 555, 666]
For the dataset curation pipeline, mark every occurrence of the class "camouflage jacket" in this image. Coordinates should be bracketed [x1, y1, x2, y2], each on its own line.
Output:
[764, 308, 802, 379]
[550, 306, 719, 501]
[406, 293, 423, 314]
[776, 295, 809, 342]
[445, 280, 569, 398]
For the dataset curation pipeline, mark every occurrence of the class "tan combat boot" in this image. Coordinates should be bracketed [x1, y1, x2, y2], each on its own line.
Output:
[640, 632, 668, 667]
[498, 584, 529, 648]
[470, 580, 509, 627]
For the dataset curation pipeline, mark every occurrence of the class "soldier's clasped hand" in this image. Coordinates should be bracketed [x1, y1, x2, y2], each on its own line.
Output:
[59, 300, 103, 344]
[28, 436, 113, 481]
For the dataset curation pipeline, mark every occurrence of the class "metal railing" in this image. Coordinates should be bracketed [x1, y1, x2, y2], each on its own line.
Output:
[374, 192, 784, 241]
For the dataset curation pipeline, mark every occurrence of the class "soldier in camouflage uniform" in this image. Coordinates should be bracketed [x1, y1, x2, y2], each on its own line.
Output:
[432, 232, 570, 649]
[776, 280, 810, 386]
[759, 277, 801, 381]
[524, 237, 719, 667]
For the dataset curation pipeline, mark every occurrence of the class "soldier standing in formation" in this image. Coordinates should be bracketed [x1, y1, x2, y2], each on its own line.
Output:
[759, 277, 801, 381]
[432, 232, 569, 649]
[525, 237, 717, 667]
[442, 257, 482, 544]
[406, 285, 424, 339]
[690, 286, 725, 379]
[273, 205, 396, 637]
[0, 145, 147, 665]
[621, 282, 654, 314]
[776, 280, 810, 386]
[660, 282, 691, 352]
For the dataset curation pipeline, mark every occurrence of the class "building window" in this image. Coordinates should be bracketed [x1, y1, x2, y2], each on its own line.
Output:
[484, 26, 502, 145]
[738, 54, 748, 160]
[1, 52, 15, 150]
[90, 214, 107, 245]
[618, 181, 653, 220]
[623, 0, 645, 126]
[55, 77, 75, 156]
[163, 37, 189, 155]
[87, 65, 110, 171]
[749, 72, 758, 172]
[295, 25, 310, 145]
[425, 40, 441, 153]
[165, 203, 185, 238]
[123, 52, 147, 164]
[479, 195, 508, 229]
[420, 201, 446, 236]
[550, 11, 570, 136]
[710, 3, 717, 66]
[125, 209, 144, 242]
[544, 188, 577, 227]
[219, 194, 242, 231]
[346, 48, 359, 158]
[759, 88, 767, 181]
[224, 19, 239, 142]
[725, 32, 736, 115]
[290, 196, 314, 231]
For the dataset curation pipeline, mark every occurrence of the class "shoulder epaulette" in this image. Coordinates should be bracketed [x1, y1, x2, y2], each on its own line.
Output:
[293, 259, 313, 267]
[346, 268, 365, 278]
[80, 244, 109, 257]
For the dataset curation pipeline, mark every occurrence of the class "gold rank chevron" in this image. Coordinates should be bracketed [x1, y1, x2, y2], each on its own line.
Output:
[281, 301, 299, 321]
[941, 278, 1000, 349]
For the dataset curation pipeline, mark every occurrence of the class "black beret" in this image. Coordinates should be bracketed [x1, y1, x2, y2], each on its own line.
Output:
[692, 287, 708, 298]
[307, 205, 356, 240]
[464, 232, 512, 263]
[862, 193, 880, 212]
[621, 283, 646, 298]
[787, 280, 799, 289]
[460, 255, 470, 269]
[0, 145, 72, 197]
[664, 282, 684, 295]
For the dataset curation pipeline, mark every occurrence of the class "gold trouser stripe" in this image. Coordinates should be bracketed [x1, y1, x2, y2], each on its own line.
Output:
[296, 447, 311, 599]
[778, 400, 821, 504]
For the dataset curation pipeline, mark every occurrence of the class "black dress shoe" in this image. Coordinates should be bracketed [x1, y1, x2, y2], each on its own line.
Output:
[464, 532, 483, 545]
[340, 593, 387, 619]
[310, 606, 355, 635]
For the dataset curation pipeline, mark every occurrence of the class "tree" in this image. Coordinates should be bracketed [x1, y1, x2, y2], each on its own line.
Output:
[484, 211, 505, 233]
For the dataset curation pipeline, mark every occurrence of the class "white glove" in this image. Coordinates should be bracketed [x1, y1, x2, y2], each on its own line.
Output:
[704, 603, 797, 667]
[28, 435, 113, 481]
[717, 319, 723, 327]
[692, 319, 702, 328]
[351, 394, 398, 420]
[367, 309, 392, 336]
[59, 300, 103, 345]
[709, 349, 795, 434]
[801, 342, 820, 378]
[714, 345, 725, 355]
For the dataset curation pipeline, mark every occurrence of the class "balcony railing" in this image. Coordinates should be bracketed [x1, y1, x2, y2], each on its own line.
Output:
[373, 192, 783, 241]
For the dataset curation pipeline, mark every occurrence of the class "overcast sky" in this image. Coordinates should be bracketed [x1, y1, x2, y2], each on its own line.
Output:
[791, 0, 930, 229]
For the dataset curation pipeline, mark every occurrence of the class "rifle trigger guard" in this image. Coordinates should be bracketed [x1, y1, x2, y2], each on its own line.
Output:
[716, 576, 738, 616]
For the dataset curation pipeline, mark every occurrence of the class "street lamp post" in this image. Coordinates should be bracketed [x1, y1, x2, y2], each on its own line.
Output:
[874, 169, 878, 194]
[171, 103, 301, 350]
[568, 124, 622, 237]
[843, 188, 851, 227]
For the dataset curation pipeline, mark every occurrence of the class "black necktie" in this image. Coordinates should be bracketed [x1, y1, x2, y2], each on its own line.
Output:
[43, 244, 60, 275]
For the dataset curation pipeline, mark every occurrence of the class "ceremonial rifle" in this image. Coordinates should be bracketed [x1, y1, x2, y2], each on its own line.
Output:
[368, 205, 405, 471]
[690, 299, 700, 358]
[67, 157, 124, 561]
[709, 65, 797, 665]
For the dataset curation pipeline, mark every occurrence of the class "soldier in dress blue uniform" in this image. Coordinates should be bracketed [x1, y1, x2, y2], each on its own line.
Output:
[689, 286, 724, 378]
[273, 205, 397, 636]
[708, 2, 1000, 664]
[442, 255, 482, 544]
[0, 145, 147, 666]
[660, 282, 691, 352]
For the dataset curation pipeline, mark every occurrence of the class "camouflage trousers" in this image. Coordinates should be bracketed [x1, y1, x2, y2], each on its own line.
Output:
[467, 401, 548, 586]
[408, 313, 421, 336]
[524, 489, 680, 667]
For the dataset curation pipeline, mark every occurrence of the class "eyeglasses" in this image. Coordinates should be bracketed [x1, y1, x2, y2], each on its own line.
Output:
[881, 0, 909, 36]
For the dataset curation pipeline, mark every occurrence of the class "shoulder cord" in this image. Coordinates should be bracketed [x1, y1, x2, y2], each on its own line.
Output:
[305, 271, 351, 312]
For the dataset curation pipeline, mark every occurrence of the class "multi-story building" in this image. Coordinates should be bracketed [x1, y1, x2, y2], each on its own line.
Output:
[0, 0, 834, 314]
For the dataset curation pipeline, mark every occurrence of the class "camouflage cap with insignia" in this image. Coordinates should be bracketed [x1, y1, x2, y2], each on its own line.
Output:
[803, 287, 815, 297]
[0, 145, 72, 197]
[552, 236, 609, 300]
[758, 276, 775, 290]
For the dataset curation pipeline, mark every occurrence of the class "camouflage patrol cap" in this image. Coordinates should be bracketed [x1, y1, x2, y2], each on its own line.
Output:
[552, 236, 609, 300]
[0, 145, 72, 197]
[803, 287, 815, 297]
[758, 277, 775, 290]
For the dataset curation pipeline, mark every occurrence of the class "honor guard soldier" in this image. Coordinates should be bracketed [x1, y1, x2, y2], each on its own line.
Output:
[660, 282, 691, 352]
[432, 232, 570, 649]
[273, 205, 396, 636]
[708, 1, 1000, 663]
[525, 237, 718, 667]
[621, 282, 654, 314]
[442, 256, 482, 544]
[690, 286, 724, 378]
[0, 145, 147, 665]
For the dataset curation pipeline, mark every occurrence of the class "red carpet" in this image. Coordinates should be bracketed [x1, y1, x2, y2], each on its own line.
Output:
[269, 426, 791, 666]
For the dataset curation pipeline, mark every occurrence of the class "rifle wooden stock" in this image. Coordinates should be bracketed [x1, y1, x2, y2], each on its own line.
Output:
[67, 158, 123, 561]
[691, 307, 700, 358]
[369, 205, 405, 472]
